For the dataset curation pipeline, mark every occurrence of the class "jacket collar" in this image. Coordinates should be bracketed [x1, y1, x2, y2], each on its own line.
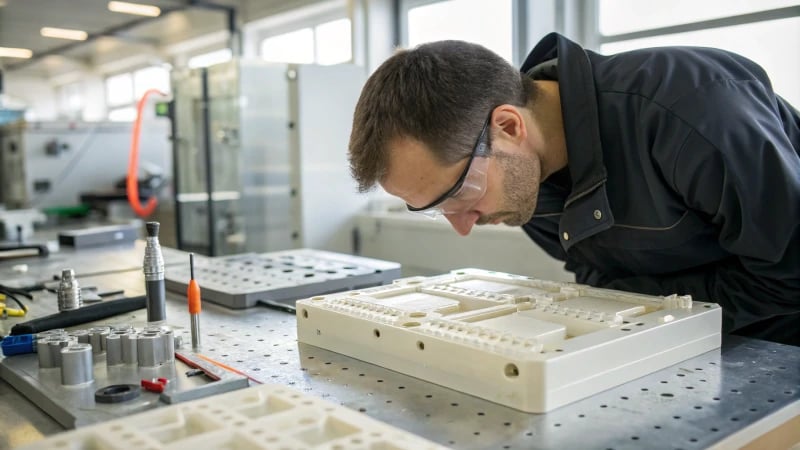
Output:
[520, 33, 614, 250]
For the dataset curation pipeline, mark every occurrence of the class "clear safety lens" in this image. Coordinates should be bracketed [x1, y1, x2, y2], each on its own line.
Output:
[414, 156, 489, 218]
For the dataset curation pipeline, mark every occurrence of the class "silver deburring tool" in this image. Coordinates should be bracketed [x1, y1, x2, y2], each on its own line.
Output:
[143, 222, 166, 323]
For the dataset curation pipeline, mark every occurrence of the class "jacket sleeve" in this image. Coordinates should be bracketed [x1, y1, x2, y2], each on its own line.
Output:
[617, 79, 800, 333]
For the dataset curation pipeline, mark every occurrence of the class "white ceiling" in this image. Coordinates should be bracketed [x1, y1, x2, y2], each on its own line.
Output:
[0, 0, 316, 78]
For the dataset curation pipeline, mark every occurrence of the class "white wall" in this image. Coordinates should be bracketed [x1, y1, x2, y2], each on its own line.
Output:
[3, 73, 58, 121]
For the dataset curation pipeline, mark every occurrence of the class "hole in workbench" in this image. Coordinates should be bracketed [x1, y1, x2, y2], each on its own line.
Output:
[661, 393, 674, 398]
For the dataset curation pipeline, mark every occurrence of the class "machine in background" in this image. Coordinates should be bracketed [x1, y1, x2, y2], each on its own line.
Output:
[169, 60, 368, 257]
[0, 120, 171, 212]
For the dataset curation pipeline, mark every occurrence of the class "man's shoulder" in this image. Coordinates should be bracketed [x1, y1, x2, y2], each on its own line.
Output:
[588, 46, 767, 106]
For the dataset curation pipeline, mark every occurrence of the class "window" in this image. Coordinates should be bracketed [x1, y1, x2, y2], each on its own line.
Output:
[58, 82, 83, 119]
[105, 65, 172, 121]
[106, 72, 134, 107]
[134, 66, 171, 98]
[260, 18, 352, 65]
[261, 29, 314, 64]
[597, 2, 800, 107]
[599, 0, 799, 35]
[315, 18, 352, 65]
[405, 0, 513, 63]
[188, 48, 233, 69]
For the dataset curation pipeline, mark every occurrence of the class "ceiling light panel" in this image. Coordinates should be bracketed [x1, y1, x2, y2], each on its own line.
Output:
[107, 1, 161, 17]
[0, 47, 33, 58]
[40, 27, 89, 41]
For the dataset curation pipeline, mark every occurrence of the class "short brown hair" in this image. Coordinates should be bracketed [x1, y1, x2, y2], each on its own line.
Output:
[348, 40, 536, 192]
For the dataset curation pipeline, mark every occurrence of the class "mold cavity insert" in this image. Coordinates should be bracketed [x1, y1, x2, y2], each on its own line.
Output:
[236, 395, 295, 419]
[473, 312, 566, 345]
[558, 296, 646, 317]
[450, 279, 552, 296]
[293, 416, 360, 446]
[374, 291, 504, 315]
[149, 412, 222, 444]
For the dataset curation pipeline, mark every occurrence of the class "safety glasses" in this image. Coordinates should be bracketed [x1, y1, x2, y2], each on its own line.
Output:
[406, 115, 491, 217]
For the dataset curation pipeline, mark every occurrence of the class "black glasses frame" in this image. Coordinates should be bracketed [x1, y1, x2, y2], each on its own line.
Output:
[406, 115, 492, 212]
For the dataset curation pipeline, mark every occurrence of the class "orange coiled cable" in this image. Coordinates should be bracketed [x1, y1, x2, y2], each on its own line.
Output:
[127, 88, 167, 217]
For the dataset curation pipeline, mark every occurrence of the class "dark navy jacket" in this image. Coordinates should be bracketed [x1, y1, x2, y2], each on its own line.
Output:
[520, 33, 800, 338]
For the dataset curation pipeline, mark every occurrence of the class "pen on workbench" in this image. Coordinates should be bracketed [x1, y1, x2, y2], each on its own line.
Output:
[187, 253, 202, 351]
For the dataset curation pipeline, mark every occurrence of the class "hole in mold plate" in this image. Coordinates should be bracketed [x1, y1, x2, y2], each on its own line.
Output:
[409, 312, 427, 318]
[401, 322, 421, 328]
[504, 363, 520, 378]
[293, 416, 360, 446]
[373, 329, 381, 338]
[417, 341, 425, 350]
[301, 309, 308, 319]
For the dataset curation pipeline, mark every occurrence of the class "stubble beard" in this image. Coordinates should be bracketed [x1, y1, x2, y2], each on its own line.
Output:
[476, 151, 541, 227]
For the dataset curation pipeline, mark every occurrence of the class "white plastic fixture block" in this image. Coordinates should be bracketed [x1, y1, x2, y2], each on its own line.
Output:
[19, 383, 447, 450]
[296, 268, 722, 413]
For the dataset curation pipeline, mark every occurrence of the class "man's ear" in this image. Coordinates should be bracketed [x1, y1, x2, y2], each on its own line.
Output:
[491, 104, 527, 147]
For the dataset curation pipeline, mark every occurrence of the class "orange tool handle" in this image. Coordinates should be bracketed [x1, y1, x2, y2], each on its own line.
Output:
[187, 279, 201, 314]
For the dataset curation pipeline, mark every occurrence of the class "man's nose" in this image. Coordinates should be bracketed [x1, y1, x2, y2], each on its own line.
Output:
[444, 211, 480, 236]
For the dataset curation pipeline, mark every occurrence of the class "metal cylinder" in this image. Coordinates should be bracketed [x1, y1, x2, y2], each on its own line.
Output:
[173, 331, 184, 350]
[160, 330, 174, 363]
[121, 332, 139, 365]
[143, 222, 166, 323]
[68, 329, 91, 344]
[110, 324, 133, 333]
[60, 344, 94, 385]
[89, 327, 110, 354]
[37, 337, 56, 369]
[190, 315, 201, 350]
[37, 329, 66, 340]
[105, 334, 123, 366]
[136, 333, 163, 367]
[48, 337, 77, 367]
[57, 269, 82, 311]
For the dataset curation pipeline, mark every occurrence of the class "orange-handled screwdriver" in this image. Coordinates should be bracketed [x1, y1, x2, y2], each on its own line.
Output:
[187, 253, 202, 350]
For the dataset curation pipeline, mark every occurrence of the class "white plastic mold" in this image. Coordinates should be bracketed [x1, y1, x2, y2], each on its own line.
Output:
[296, 268, 722, 413]
[20, 383, 447, 450]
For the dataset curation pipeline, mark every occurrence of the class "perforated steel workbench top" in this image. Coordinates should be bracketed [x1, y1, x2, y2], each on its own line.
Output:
[0, 246, 797, 449]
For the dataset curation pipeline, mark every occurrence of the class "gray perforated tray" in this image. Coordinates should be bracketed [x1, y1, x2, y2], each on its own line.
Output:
[164, 249, 401, 309]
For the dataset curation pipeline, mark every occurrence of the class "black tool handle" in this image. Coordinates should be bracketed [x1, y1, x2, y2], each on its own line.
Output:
[10, 296, 146, 335]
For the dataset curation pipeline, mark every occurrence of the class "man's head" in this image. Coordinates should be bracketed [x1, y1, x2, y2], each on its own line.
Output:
[348, 40, 550, 235]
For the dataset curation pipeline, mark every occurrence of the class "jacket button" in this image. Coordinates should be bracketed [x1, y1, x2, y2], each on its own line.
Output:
[562, 232, 570, 241]
[593, 210, 602, 220]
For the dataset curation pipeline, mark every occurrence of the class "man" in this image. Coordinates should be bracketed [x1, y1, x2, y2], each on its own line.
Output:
[348, 33, 800, 345]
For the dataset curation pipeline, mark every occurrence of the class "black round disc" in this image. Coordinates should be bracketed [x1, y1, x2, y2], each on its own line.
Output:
[94, 384, 141, 403]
